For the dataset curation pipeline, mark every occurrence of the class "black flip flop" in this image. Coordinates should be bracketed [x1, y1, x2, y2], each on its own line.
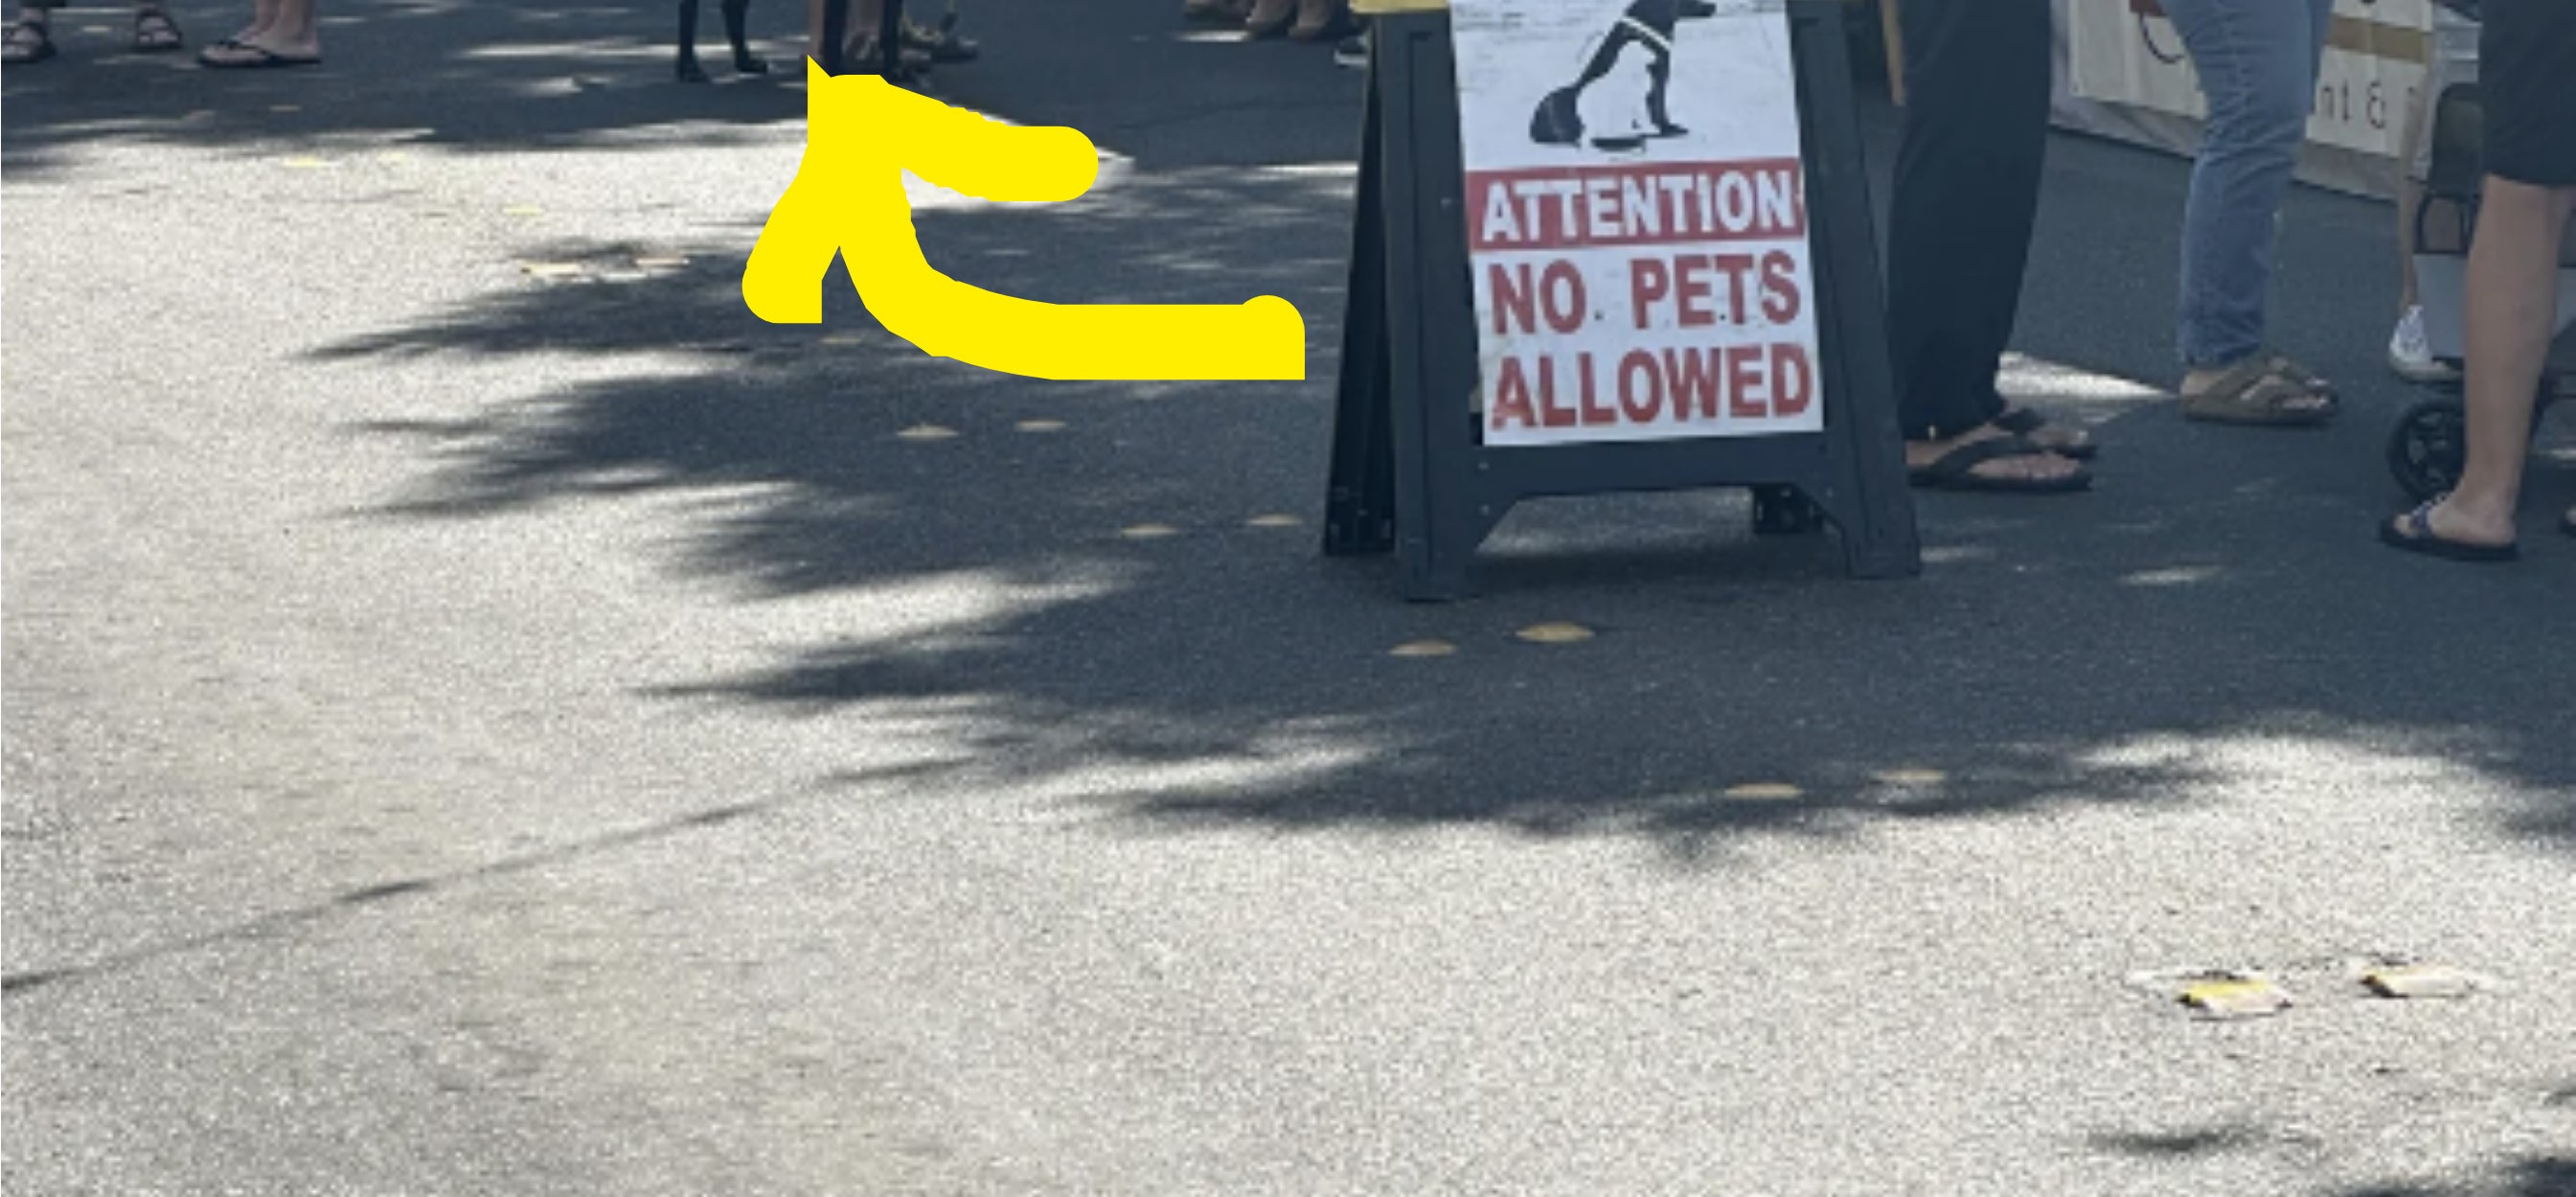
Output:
[198, 42, 319, 68]
[3, 19, 56, 64]
[1907, 434, 2091, 494]
[133, 9, 184, 53]
[1992, 407, 2099, 459]
[2379, 500, 2519, 563]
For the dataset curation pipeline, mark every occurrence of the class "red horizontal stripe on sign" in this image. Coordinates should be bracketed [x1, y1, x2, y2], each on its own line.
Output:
[1467, 158, 1806, 253]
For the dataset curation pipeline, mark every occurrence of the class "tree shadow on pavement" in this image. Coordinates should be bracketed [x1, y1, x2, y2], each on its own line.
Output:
[314, 137, 2575, 864]
[2337, 1156, 2576, 1197]
[55, 0, 2528, 863]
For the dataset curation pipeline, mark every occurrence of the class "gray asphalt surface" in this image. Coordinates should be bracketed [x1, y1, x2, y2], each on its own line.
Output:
[6, 2, 2573, 1194]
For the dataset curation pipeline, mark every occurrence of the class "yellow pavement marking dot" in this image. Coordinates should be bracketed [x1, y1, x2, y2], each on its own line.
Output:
[268, 104, 301, 113]
[2180, 977, 2293, 1019]
[520, 262, 585, 279]
[632, 255, 690, 269]
[502, 204, 544, 218]
[280, 155, 331, 169]
[819, 333, 865, 346]
[1120, 523, 1181, 540]
[1388, 639, 1457, 658]
[1515, 621, 1594, 644]
[896, 424, 959, 441]
[1245, 513, 1301, 528]
[1722, 782, 1805, 801]
[1874, 768, 1948, 786]
[1015, 419, 1068, 433]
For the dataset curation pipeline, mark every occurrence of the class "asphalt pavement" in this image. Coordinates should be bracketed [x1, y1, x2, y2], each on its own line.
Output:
[5, 2, 2573, 1194]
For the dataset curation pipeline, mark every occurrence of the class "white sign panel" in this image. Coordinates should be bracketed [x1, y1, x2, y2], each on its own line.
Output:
[1449, 0, 1823, 447]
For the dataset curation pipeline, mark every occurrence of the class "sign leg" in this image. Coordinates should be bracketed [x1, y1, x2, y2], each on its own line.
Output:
[1326, 63, 1398, 558]
[1792, 0, 1921, 579]
[1379, 12, 1479, 601]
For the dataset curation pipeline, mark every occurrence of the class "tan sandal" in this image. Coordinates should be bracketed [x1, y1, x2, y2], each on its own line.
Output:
[2261, 350, 2335, 400]
[2180, 356, 2337, 426]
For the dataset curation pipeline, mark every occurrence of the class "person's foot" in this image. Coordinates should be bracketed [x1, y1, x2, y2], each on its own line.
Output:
[132, 7, 183, 52]
[1904, 423, 2088, 491]
[3, 16, 55, 64]
[1183, 0, 1253, 22]
[2179, 352, 2337, 425]
[2406, 493, 2517, 547]
[2388, 305, 2462, 383]
[839, 34, 931, 76]
[1332, 29, 1367, 68]
[1993, 405, 2098, 458]
[197, 34, 318, 67]
[900, 16, 975, 61]
[1244, 0, 1295, 36]
[2382, 493, 2519, 562]
[1289, 0, 1356, 40]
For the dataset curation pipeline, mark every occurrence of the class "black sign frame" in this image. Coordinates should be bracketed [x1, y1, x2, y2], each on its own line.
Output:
[1323, 0, 1921, 600]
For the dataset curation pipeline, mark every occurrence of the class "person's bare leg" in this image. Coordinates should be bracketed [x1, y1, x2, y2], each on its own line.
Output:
[256, 0, 313, 55]
[807, 0, 877, 64]
[2395, 82, 2428, 313]
[2419, 176, 2575, 545]
[844, 0, 879, 58]
[232, 0, 279, 45]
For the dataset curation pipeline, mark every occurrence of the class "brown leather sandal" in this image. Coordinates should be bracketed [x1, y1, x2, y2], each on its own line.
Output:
[2180, 356, 2337, 426]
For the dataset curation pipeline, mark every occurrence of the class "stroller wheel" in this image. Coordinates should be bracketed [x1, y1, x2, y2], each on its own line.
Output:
[2386, 400, 2468, 500]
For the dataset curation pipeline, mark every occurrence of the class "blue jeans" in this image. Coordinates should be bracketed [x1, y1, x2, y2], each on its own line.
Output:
[2159, 0, 2334, 370]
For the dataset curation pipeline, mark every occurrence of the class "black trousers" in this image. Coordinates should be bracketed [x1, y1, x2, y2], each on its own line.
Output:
[2482, 0, 2576, 187]
[1881, 0, 2054, 441]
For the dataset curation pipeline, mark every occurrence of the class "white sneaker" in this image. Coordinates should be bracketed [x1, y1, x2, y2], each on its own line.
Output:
[2388, 305, 2461, 383]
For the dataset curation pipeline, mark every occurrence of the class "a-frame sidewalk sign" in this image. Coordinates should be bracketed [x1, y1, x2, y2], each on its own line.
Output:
[1324, 0, 1920, 601]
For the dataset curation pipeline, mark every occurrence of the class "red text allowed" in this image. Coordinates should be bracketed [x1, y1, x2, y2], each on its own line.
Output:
[1488, 344, 1813, 434]
[1469, 159, 1805, 253]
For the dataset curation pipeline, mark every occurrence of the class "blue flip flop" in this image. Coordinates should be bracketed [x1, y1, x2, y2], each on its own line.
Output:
[2380, 499, 2519, 563]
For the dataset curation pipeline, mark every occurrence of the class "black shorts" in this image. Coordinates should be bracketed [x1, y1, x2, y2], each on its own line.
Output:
[2481, 0, 2576, 186]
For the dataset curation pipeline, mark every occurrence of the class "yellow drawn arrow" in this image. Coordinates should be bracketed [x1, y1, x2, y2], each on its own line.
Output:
[744, 64, 1305, 381]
